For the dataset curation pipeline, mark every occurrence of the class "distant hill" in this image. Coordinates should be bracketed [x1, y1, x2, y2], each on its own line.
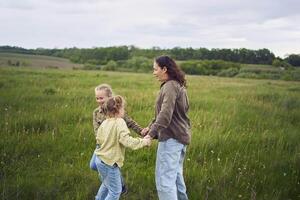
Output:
[1, 52, 299, 81]
[0, 53, 83, 69]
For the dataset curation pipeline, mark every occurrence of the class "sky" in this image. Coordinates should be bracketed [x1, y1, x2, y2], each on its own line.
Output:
[0, 0, 300, 58]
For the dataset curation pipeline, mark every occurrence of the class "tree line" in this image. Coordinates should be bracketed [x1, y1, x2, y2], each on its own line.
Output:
[1, 45, 299, 67]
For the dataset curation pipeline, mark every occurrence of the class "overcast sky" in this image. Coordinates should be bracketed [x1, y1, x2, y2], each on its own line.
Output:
[0, 0, 299, 58]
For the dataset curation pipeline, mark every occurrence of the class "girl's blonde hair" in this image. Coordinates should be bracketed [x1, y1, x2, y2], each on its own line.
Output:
[103, 95, 125, 117]
[95, 84, 113, 97]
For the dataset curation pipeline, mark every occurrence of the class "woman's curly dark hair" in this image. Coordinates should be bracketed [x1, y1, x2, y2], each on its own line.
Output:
[155, 55, 187, 87]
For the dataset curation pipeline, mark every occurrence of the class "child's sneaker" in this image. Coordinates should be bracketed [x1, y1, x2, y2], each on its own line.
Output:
[121, 184, 128, 195]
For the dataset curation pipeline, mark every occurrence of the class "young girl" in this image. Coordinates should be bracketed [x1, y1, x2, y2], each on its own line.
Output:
[94, 95, 151, 200]
[90, 84, 146, 194]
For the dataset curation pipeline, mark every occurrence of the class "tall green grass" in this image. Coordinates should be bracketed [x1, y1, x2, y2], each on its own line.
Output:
[1, 67, 299, 199]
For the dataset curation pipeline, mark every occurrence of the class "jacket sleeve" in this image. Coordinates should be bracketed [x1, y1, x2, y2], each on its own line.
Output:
[92, 109, 99, 136]
[148, 82, 178, 138]
[123, 114, 143, 136]
[147, 118, 156, 129]
[118, 120, 147, 150]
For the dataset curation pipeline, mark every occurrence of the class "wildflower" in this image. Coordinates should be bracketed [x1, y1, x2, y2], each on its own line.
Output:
[238, 194, 242, 198]
[210, 150, 214, 154]
[217, 158, 220, 162]
[187, 158, 191, 161]
[283, 172, 287, 176]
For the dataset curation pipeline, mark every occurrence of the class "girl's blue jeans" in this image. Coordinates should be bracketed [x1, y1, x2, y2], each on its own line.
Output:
[95, 156, 122, 200]
[155, 138, 188, 200]
[90, 144, 101, 171]
[90, 151, 98, 171]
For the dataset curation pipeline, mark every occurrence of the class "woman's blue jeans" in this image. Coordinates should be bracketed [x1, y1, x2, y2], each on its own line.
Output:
[155, 138, 188, 200]
[95, 156, 122, 200]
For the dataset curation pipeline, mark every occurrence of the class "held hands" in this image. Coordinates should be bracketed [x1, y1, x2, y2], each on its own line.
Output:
[141, 127, 150, 136]
[141, 127, 153, 146]
[143, 135, 152, 140]
[143, 136, 152, 147]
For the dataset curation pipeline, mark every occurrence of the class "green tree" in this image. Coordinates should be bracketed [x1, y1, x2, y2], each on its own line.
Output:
[285, 54, 300, 67]
[102, 60, 117, 71]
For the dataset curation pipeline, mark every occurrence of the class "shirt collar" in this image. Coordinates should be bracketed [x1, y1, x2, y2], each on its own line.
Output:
[98, 106, 104, 114]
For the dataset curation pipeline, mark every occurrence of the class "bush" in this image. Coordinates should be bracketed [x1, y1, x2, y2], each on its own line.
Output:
[217, 68, 239, 77]
[282, 70, 300, 81]
[258, 73, 281, 80]
[102, 60, 117, 71]
[82, 64, 100, 70]
[7, 60, 21, 67]
[21, 60, 31, 66]
[235, 72, 259, 79]
[272, 59, 292, 69]
[181, 62, 207, 75]
[285, 54, 300, 67]
[87, 59, 101, 65]
[180, 60, 241, 75]
[123, 56, 152, 72]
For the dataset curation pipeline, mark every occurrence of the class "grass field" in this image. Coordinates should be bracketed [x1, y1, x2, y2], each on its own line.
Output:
[0, 66, 299, 200]
[0, 53, 83, 69]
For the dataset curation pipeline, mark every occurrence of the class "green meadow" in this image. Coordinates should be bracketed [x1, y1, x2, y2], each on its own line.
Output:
[0, 53, 83, 69]
[0, 67, 299, 200]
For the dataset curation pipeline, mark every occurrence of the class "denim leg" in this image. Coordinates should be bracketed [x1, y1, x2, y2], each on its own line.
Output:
[96, 184, 108, 200]
[92, 151, 126, 193]
[105, 166, 122, 200]
[90, 151, 98, 171]
[156, 138, 188, 200]
[95, 156, 122, 200]
[95, 156, 108, 200]
[120, 175, 127, 194]
[176, 146, 188, 200]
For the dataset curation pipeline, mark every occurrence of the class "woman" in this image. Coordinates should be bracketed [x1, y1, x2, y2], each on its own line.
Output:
[143, 55, 191, 200]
